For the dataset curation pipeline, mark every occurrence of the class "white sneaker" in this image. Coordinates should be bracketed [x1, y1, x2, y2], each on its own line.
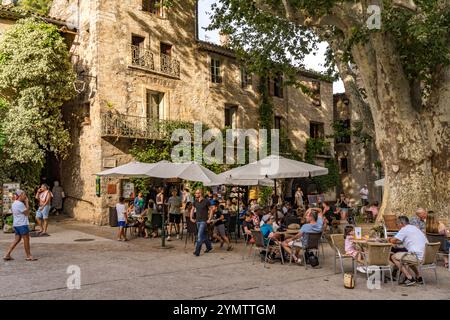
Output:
[167, 236, 171, 241]
[176, 235, 180, 239]
[357, 266, 367, 273]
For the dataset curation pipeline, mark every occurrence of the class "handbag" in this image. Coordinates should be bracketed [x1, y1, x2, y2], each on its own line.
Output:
[344, 273, 355, 289]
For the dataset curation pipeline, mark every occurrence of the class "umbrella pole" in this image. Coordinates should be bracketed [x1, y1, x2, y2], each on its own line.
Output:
[237, 187, 240, 239]
[162, 204, 166, 247]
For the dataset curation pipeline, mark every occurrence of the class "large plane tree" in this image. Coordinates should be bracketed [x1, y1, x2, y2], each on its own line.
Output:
[209, 0, 450, 219]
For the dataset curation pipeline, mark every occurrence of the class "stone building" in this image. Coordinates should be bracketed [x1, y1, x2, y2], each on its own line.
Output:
[333, 93, 381, 205]
[1, 1, 334, 224]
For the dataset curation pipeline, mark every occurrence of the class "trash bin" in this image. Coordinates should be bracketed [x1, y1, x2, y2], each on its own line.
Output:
[109, 207, 118, 227]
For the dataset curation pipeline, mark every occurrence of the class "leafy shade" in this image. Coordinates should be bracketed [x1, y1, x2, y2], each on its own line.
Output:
[0, 18, 76, 191]
[17, 0, 53, 15]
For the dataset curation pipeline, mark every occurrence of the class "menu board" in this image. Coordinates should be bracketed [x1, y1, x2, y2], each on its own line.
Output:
[2, 183, 20, 214]
[121, 180, 134, 199]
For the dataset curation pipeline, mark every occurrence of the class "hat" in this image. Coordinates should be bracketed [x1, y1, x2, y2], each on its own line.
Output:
[15, 189, 24, 196]
[262, 214, 271, 223]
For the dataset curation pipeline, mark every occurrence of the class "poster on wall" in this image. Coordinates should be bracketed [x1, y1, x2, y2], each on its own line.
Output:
[121, 180, 134, 199]
[2, 183, 21, 214]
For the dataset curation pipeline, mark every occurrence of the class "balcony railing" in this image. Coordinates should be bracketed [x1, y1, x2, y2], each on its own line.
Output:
[130, 46, 180, 78]
[131, 45, 154, 70]
[160, 53, 181, 78]
[101, 112, 193, 140]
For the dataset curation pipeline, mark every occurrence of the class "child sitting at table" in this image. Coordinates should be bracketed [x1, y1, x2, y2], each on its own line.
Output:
[344, 225, 364, 264]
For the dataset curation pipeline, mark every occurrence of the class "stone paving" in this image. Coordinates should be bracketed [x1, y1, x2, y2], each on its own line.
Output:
[0, 217, 449, 300]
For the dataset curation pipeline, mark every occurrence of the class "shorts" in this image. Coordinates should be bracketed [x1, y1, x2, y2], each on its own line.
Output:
[392, 252, 420, 265]
[214, 224, 226, 237]
[14, 225, 30, 236]
[169, 214, 181, 224]
[36, 205, 50, 219]
[288, 240, 303, 248]
[118, 221, 126, 227]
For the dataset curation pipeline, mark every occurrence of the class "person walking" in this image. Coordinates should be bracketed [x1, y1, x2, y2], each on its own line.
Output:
[35, 184, 52, 236]
[3, 190, 37, 261]
[190, 189, 213, 256]
[359, 185, 369, 206]
[51, 181, 65, 216]
[294, 187, 304, 208]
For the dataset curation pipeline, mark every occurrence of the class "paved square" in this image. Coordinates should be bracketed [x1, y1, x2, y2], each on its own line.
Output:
[1, 218, 449, 300]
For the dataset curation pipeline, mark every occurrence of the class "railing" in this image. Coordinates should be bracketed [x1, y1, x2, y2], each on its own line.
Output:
[130, 46, 180, 78]
[101, 112, 192, 140]
[160, 53, 180, 78]
[131, 45, 154, 70]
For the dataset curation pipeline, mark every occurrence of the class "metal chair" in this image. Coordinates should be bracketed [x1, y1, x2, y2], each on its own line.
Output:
[226, 215, 238, 243]
[383, 215, 399, 238]
[400, 242, 441, 286]
[250, 230, 284, 268]
[361, 243, 394, 287]
[330, 234, 355, 274]
[426, 234, 449, 266]
[292, 232, 322, 269]
[184, 219, 197, 249]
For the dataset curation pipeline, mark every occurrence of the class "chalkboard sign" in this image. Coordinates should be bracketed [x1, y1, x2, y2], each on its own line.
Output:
[2, 183, 21, 214]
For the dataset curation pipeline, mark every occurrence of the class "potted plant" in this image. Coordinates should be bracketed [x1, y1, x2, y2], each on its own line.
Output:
[3, 215, 14, 233]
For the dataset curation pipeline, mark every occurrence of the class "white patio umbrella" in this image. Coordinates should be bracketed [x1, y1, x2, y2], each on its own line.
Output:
[145, 161, 224, 185]
[96, 161, 169, 178]
[221, 154, 328, 180]
[204, 173, 275, 187]
[375, 178, 385, 187]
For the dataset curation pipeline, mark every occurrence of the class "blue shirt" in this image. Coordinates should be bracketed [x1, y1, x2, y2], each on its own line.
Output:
[260, 223, 273, 246]
[300, 218, 323, 246]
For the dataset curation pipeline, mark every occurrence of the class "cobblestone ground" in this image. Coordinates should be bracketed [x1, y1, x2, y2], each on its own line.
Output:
[1, 216, 449, 300]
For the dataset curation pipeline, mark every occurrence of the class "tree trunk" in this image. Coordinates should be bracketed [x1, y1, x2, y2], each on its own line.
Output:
[351, 34, 450, 221]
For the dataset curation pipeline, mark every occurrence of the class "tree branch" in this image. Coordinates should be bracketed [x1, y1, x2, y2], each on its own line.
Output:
[392, 0, 418, 12]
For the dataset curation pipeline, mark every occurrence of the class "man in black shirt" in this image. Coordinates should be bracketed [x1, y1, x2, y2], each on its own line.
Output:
[211, 201, 233, 251]
[190, 189, 213, 256]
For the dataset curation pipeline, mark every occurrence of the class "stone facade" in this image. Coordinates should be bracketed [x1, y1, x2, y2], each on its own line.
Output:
[333, 93, 381, 205]
[1, 2, 334, 224]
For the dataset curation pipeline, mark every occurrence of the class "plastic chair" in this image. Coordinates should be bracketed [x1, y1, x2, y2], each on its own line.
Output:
[184, 219, 198, 249]
[250, 230, 284, 268]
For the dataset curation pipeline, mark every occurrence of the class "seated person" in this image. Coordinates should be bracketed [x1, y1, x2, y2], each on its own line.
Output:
[281, 208, 323, 264]
[144, 200, 157, 238]
[260, 214, 281, 262]
[322, 201, 339, 231]
[410, 208, 427, 233]
[242, 213, 256, 243]
[438, 221, 449, 268]
[344, 225, 365, 271]
[389, 216, 428, 286]
[369, 202, 379, 220]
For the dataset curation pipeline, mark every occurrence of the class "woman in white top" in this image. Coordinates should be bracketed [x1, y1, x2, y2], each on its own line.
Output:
[294, 187, 304, 208]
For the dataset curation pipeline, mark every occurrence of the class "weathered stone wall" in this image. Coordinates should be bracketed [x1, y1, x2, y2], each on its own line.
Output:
[49, 0, 335, 224]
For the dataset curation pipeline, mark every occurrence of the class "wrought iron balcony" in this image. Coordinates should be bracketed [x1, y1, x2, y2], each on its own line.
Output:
[101, 112, 193, 140]
[160, 53, 180, 78]
[131, 45, 154, 70]
[130, 46, 180, 78]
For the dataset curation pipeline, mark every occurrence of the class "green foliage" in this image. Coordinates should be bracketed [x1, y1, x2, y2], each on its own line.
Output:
[258, 186, 273, 206]
[330, 121, 352, 141]
[0, 18, 76, 192]
[352, 121, 372, 147]
[258, 76, 273, 130]
[304, 138, 339, 192]
[17, 0, 53, 15]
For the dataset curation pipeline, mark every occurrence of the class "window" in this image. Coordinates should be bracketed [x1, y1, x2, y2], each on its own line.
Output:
[160, 42, 172, 56]
[224, 105, 237, 128]
[274, 116, 282, 130]
[268, 74, 284, 98]
[142, 0, 164, 16]
[340, 157, 349, 173]
[146, 90, 165, 120]
[241, 67, 252, 88]
[310, 122, 324, 139]
[131, 35, 146, 65]
[211, 58, 222, 84]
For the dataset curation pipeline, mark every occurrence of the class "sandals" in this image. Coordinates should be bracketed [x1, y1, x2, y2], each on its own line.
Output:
[25, 257, 38, 261]
[3, 256, 14, 261]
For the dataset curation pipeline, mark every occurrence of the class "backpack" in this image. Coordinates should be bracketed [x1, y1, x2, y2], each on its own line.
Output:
[344, 273, 355, 289]
[306, 250, 319, 267]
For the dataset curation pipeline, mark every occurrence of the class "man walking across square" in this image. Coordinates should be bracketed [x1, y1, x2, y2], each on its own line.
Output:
[190, 189, 213, 256]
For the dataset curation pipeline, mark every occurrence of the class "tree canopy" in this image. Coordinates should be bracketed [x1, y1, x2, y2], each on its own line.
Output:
[0, 18, 75, 191]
